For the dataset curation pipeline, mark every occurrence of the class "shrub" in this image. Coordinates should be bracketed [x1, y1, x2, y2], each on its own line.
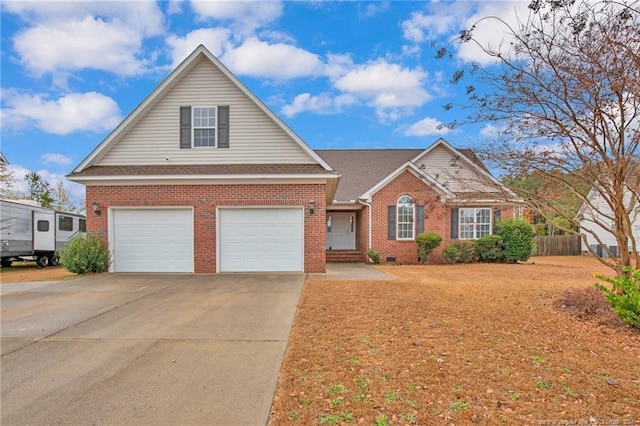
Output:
[60, 233, 110, 274]
[495, 219, 534, 263]
[554, 287, 611, 319]
[452, 240, 475, 263]
[443, 246, 461, 264]
[367, 248, 382, 264]
[416, 232, 442, 264]
[595, 268, 640, 329]
[475, 235, 504, 263]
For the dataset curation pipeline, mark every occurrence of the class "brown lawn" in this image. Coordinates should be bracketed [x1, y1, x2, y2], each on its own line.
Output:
[0, 262, 76, 283]
[269, 257, 640, 425]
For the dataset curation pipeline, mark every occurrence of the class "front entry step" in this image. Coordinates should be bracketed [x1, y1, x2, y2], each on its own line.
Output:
[326, 250, 363, 263]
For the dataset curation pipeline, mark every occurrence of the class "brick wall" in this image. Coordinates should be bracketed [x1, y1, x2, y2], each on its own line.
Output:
[370, 170, 449, 264]
[369, 169, 520, 264]
[86, 183, 326, 273]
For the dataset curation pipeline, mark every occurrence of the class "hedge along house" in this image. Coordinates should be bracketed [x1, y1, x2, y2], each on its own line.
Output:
[318, 140, 519, 264]
[68, 45, 339, 273]
[69, 45, 518, 273]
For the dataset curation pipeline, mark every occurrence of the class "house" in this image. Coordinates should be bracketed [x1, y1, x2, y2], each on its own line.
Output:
[318, 141, 517, 264]
[577, 185, 640, 258]
[68, 45, 516, 273]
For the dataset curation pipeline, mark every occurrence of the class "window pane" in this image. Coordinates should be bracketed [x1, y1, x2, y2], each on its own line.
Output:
[194, 129, 216, 147]
[79, 219, 87, 232]
[37, 220, 49, 232]
[59, 216, 73, 231]
[396, 196, 415, 239]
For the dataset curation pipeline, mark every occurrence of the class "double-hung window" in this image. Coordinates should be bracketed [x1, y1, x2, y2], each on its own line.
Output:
[397, 195, 415, 240]
[459, 207, 491, 239]
[192, 106, 217, 147]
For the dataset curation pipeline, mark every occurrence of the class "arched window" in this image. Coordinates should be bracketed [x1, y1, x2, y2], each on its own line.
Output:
[397, 195, 415, 239]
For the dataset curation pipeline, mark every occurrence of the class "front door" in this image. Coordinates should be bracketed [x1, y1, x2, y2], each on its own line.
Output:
[326, 212, 356, 250]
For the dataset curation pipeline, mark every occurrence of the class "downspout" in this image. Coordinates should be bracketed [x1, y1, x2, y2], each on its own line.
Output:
[358, 198, 373, 253]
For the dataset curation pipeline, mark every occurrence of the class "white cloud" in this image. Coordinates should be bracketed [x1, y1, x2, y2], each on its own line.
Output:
[402, 10, 459, 43]
[400, 2, 531, 66]
[190, 1, 282, 35]
[455, 3, 532, 65]
[6, 2, 164, 77]
[167, 28, 232, 66]
[8, 164, 85, 205]
[281, 92, 357, 118]
[333, 60, 431, 121]
[403, 117, 451, 137]
[222, 38, 325, 79]
[2, 91, 122, 135]
[41, 153, 73, 166]
[358, 1, 390, 18]
[480, 123, 507, 138]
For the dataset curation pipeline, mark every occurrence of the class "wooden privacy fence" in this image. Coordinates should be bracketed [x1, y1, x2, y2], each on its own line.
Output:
[533, 235, 582, 256]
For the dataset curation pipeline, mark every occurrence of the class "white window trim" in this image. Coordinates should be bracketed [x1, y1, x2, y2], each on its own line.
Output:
[459, 207, 492, 240]
[397, 195, 415, 240]
[192, 106, 218, 148]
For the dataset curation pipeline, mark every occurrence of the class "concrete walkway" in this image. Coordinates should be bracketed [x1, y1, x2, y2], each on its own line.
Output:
[307, 263, 395, 280]
[1, 273, 304, 426]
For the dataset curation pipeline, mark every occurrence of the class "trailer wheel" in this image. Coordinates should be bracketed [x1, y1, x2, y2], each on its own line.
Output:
[1, 259, 12, 268]
[49, 255, 59, 267]
[36, 255, 50, 268]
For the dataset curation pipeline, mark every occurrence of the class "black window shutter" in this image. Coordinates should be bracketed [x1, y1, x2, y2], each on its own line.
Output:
[387, 205, 396, 240]
[451, 207, 459, 239]
[493, 209, 501, 234]
[218, 106, 229, 148]
[179, 106, 191, 149]
[416, 205, 425, 236]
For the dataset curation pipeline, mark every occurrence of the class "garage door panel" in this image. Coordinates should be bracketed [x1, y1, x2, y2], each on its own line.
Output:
[219, 208, 303, 272]
[113, 209, 193, 273]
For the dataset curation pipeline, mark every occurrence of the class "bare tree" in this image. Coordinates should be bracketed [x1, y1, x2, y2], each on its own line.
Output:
[0, 161, 15, 198]
[440, 0, 640, 275]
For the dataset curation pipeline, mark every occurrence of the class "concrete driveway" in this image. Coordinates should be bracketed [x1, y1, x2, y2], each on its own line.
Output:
[0, 273, 305, 425]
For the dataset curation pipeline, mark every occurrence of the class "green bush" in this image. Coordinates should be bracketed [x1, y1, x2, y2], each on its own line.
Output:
[443, 246, 461, 264]
[367, 248, 382, 264]
[475, 235, 504, 263]
[495, 219, 534, 263]
[416, 232, 442, 264]
[452, 240, 476, 263]
[595, 268, 640, 329]
[60, 233, 110, 274]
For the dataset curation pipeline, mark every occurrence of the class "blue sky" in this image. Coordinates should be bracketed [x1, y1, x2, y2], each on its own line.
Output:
[0, 0, 531, 203]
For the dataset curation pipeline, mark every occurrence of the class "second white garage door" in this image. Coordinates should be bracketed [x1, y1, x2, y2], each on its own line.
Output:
[112, 208, 194, 273]
[218, 208, 304, 272]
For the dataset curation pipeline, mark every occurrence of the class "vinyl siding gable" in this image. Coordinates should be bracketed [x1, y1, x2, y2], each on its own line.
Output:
[413, 144, 498, 194]
[98, 58, 315, 166]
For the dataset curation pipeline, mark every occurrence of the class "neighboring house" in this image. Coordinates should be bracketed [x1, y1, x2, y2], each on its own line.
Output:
[577, 186, 640, 258]
[68, 45, 517, 274]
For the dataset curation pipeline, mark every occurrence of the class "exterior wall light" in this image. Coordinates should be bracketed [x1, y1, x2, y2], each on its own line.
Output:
[92, 201, 102, 215]
[309, 199, 315, 215]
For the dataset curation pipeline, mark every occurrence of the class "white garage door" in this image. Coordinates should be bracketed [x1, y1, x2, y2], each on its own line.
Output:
[219, 208, 303, 272]
[112, 209, 193, 272]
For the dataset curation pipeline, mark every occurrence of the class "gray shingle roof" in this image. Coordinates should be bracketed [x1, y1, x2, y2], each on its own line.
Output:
[317, 149, 422, 201]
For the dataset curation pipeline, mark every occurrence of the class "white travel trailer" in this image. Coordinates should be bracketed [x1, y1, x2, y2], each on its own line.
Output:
[0, 199, 86, 267]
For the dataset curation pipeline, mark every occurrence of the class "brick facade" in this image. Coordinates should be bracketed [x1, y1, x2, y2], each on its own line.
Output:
[86, 183, 326, 273]
[367, 170, 516, 264]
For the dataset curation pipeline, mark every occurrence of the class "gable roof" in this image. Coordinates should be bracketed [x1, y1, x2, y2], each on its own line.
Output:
[71, 45, 333, 174]
[317, 140, 495, 203]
